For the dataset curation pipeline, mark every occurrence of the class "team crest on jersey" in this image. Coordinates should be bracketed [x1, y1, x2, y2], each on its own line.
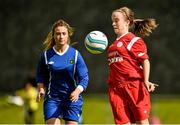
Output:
[70, 59, 75, 64]
[117, 42, 123, 47]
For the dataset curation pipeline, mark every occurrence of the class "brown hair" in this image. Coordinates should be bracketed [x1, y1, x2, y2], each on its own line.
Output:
[113, 7, 158, 37]
[43, 19, 74, 51]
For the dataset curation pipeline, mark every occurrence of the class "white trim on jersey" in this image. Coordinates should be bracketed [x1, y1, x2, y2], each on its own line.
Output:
[74, 51, 84, 92]
[116, 32, 129, 40]
[77, 85, 84, 92]
[47, 72, 52, 98]
[44, 51, 52, 98]
[53, 45, 69, 56]
[44, 51, 48, 65]
[127, 37, 140, 51]
[74, 50, 78, 75]
[73, 50, 78, 87]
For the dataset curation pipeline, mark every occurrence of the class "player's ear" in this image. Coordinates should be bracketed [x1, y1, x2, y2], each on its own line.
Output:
[126, 20, 130, 26]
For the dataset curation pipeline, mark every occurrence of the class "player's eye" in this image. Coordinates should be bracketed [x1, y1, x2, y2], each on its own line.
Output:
[55, 32, 60, 35]
[62, 32, 67, 35]
[114, 19, 119, 23]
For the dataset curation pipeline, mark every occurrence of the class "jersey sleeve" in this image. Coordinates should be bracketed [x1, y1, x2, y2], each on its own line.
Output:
[36, 52, 49, 85]
[130, 39, 149, 63]
[75, 52, 89, 91]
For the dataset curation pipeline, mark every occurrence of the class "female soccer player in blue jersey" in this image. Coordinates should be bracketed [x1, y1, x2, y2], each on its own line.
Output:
[36, 19, 89, 124]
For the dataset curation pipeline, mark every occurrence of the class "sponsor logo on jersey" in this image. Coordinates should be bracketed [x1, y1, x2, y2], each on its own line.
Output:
[108, 51, 119, 57]
[48, 61, 54, 64]
[108, 57, 123, 65]
[108, 51, 123, 65]
[138, 52, 145, 57]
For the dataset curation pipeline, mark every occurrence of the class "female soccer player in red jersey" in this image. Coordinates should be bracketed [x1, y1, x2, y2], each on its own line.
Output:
[107, 6, 158, 124]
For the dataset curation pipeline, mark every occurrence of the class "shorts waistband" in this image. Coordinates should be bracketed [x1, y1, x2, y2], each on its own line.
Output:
[108, 77, 143, 88]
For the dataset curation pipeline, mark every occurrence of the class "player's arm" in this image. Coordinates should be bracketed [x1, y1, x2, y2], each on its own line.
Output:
[36, 53, 49, 102]
[75, 52, 89, 91]
[36, 83, 45, 102]
[142, 59, 158, 92]
[130, 39, 158, 92]
[70, 52, 89, 102]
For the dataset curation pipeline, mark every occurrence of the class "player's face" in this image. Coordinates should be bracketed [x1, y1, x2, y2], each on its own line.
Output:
[111, 11, 129, 36]
[54, 26, 69, 46]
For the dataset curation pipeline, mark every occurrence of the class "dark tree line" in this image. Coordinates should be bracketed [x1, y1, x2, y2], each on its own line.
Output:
[0, 0, 180, 94]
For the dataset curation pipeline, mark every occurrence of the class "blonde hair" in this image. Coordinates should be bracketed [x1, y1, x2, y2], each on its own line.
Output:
[43, 19, 74, 51]
[113, 7, 158, 37]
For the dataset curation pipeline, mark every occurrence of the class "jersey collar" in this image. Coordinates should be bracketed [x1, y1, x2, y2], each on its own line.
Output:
[116, 32, 129, 41]
[53, 45, 69, 56]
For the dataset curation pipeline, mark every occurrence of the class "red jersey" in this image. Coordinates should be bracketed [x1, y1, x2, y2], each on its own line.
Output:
[107, 32, 149, 85]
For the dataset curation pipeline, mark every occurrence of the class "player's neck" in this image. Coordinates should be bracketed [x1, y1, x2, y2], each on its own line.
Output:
[55, 44, 69, 54]
[116, 32, 129, 40]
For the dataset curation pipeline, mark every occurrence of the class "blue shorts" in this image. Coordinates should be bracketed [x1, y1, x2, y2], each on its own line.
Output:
[43, 97, 83, 122]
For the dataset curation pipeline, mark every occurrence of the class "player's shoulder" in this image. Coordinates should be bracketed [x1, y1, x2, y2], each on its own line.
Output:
[122, 32, 137, 42]
[42, 48, 54, 57]
[128, 32, 145, 44]
[69, 46, 79, 53]
[42, 47, 56, 60]
[46, 47, 54, 53]
[127, 33, 146, 50]
[69, 46, 76, 51]
[134, 37, 145, 45]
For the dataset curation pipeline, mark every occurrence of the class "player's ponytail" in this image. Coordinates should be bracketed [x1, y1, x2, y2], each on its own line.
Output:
[114, 7, 158, 37]
[133, 18, 158, 37]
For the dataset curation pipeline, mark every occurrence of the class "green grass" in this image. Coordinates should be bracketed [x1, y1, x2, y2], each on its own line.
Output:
[0, 94, 180, 124]
[151, 95, 180, 124]
[0, 95, 44, 124]
[83, 94, 114, 124]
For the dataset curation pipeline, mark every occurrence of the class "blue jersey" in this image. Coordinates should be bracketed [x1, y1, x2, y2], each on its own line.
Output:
[36, 45, 89, 99]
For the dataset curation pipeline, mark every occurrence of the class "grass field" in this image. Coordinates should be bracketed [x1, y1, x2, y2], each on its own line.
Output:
[0, 94, 180, 124]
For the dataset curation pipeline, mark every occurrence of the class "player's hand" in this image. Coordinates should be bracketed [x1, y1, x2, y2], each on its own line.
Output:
[70, 88, 81, 102]
[36, 88, 45, 102]
[144, 81, 159, 92]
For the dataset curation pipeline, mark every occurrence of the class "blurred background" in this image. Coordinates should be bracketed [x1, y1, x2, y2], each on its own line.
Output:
[0, 0, 180, 124]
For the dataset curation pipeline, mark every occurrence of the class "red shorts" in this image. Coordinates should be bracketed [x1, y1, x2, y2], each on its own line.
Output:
[108, 80, 150, 124]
